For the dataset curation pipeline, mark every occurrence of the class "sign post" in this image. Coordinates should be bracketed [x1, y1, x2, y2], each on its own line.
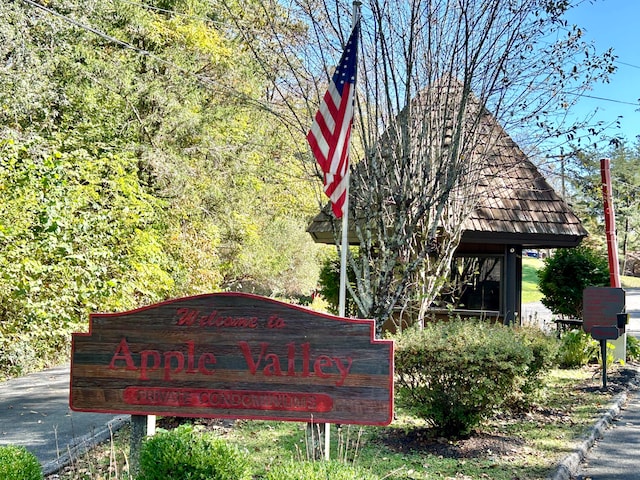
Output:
[583, 287, 627, 389]
[70, 293, 394, 463]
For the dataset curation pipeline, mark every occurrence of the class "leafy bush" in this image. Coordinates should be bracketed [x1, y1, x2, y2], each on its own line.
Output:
[137, 424, 252, 480]
[508, 326, 560, 408]
[627, 335, 640, 362]
[0, 445, 43, 480]
[537, 247, 610, 319]
[394, 320, 535, 437]
[317, 253, 359, 317]
[557, 329, 599, 368]
[266, 460, 378, 480]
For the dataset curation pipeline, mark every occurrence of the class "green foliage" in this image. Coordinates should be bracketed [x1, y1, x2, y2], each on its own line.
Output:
[137, 424, 252, 480]
[0, 0, 321, 378]
[509, 326, 560, 408]
[317, 252, 359, 316]
[0, 140, 172, 375]
[537, 247, 610, 319]
[0, 445, 43, 480]
[567, 142, 640, 258]
[394, 321, 538, 437]
[266, 460, 378, 480]
[557, 329, 599, 368]
[627, 335, 640, 362]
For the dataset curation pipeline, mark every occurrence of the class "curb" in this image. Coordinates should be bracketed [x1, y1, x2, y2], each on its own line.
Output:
[42, 415, 130, 476]
[549, 368, 640, 480]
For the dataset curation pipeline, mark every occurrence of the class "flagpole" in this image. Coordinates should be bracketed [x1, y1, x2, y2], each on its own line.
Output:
[325, 0, 361, 461]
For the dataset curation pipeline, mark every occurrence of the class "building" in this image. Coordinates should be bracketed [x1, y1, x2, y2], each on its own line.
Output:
[307, 83, 587, 326]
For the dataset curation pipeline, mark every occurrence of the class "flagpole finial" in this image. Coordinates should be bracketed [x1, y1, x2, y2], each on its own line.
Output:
[352, 1, 362, 24]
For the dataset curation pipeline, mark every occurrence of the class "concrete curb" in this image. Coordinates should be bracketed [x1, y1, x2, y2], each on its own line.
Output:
[41, 415, 130, 476]
[549, 368, 640, 480]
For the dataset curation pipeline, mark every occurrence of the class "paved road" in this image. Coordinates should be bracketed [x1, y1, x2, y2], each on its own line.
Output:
[575, 387, 640, 480]
[624, 288, 640, 336]
[0, 364, 128, 475]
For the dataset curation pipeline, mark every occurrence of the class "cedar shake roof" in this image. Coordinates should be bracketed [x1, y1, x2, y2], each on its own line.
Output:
[307, 83, 587, 249]
[459, 120, 587, 248]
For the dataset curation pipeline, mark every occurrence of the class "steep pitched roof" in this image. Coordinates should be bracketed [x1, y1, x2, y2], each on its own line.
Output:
[307, 83, 587, 249]
[460, 118, 587, 247]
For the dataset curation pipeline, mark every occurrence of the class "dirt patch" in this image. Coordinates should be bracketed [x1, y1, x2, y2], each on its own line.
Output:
[576, 364, 640, 395]
[378, 428, 525, 459]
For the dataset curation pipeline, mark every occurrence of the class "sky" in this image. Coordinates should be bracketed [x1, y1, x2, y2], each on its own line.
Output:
[563, 0, 640, 147]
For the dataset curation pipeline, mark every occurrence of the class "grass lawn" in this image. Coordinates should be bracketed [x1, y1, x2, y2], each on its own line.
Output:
[522, 257, 544, 304]
[50, 365, 628, 480]
[622, 275, 640, 288]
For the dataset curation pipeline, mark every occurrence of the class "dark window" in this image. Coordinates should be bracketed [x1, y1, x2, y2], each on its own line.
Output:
[438, 256, 502, 312]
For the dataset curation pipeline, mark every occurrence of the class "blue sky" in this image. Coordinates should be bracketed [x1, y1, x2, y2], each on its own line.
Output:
[564, 0, 640, 145]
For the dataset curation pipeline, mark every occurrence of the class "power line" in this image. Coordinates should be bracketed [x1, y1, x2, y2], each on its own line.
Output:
[616, 60, 640, 70]
[569, 92, 640, 107]
[16, 0, 232, 93]
[16, 0, 640, 126]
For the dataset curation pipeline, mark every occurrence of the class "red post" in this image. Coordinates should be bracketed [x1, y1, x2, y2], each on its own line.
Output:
[600, 158, 621, 288]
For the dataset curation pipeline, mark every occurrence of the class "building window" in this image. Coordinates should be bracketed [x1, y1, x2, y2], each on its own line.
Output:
[438, 255, 502, 312]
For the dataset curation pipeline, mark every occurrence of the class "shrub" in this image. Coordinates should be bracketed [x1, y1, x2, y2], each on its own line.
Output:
[137, 424, 252, 480]
[317, 253, 359, 317]
[508, 326, 560, 408]
[537, 247, 609, 319]
[628, 334, 640, 362]
[266, 460, 378, 480]
[0, 445, 43, 480]
[394, 320, 534, 437]
[557, 328, 599, 368]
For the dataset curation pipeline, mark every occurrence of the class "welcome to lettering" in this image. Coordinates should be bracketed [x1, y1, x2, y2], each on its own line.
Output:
[109, 338, 353, 386]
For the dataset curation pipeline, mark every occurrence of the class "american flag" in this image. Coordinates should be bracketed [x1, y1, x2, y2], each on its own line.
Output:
[307, 21, 360, 219]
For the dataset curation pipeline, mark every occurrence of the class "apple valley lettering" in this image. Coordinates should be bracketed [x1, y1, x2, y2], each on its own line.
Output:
[109, 339, 353, 386]
[123, 387, 333, 412]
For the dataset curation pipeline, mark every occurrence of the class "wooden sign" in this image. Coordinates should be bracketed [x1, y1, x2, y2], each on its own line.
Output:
[583, 287, 625, 334]
[70, 293, 394, 426]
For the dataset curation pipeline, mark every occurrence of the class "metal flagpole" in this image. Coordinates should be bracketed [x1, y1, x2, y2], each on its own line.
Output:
[325, 0, 361, 461]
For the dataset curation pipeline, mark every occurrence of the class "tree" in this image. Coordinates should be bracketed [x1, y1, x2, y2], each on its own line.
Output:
[0, 0, 322, 375]
[537, 246, 609, 318]
[233, 0, 615, 333]
[566, 140, 640, 274]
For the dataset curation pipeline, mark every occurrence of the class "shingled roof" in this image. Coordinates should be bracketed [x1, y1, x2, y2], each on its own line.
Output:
[459, 118, 587, 248]
[307, 85, 587, 249]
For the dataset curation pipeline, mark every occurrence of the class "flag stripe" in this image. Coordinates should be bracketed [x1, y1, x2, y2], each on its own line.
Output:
[306, 21, 359, 219]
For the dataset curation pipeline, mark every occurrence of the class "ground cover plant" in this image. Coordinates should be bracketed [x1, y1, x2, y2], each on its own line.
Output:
[46, 363, 636, 480]
[137, 424, 252, 480]
[0, 445, 43, 480]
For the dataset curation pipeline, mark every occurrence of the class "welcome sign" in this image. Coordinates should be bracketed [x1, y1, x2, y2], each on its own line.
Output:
[70, 293, 394, 425]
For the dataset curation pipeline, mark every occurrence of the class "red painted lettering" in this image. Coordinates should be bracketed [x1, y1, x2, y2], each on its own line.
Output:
[237, 341, 352, 386]
[198, 353, 216, 375]
[176, 308, 198, 326]
[109, 339, 137, 370]
[314, 355, 333, 379]
[108, 338, 216, 381]
[263, 353, 282, 376]
[139, 350, 161, 380]
[177, 308, 258, 329]
[163, 351, 185, 381]
[333, 357, 353, 387]
[238, 341, 268, 374]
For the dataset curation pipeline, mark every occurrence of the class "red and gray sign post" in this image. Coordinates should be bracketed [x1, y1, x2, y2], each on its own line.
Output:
[583, 287, 628, 388]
